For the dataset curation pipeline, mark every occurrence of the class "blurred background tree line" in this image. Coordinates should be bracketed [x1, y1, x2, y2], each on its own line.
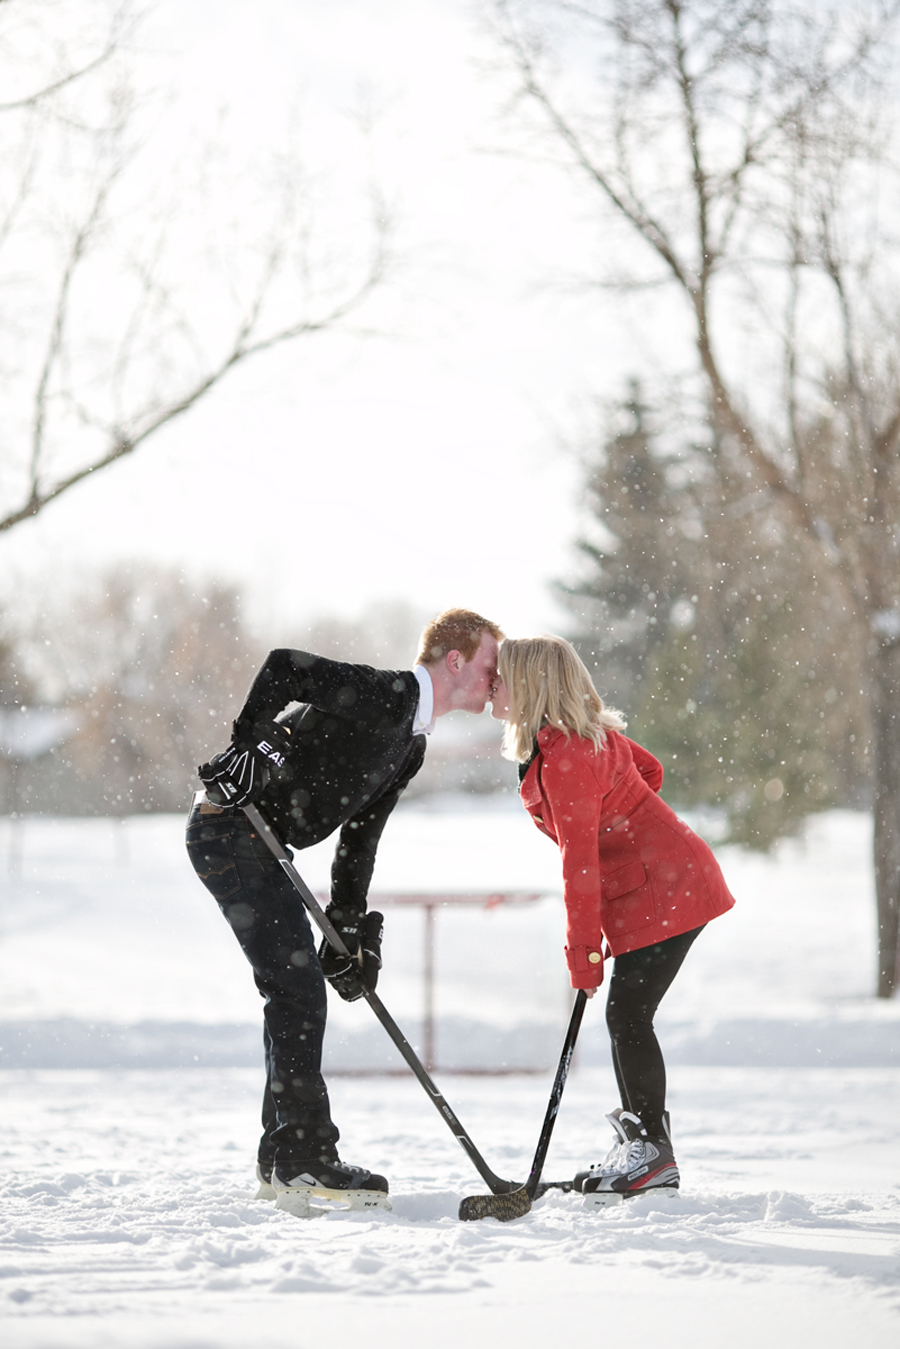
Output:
[0, 570, 508, 815]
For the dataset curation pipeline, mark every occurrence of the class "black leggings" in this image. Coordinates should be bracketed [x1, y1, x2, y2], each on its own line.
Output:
[605, 925, 704, 1139]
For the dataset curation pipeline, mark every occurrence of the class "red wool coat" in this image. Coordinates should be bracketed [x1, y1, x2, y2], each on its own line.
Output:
[520, 726, 735, 989]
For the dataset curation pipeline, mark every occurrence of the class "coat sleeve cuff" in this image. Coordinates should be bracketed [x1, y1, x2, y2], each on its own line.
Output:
[565, 944, 604, 988]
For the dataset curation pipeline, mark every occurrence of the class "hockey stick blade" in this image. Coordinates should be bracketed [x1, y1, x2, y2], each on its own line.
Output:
[459, 1185, 532, 1222]
[458, 1177, 574, 1222]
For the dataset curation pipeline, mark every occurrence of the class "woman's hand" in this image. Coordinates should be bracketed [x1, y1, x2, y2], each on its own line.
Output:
[584, 986, 598, 999]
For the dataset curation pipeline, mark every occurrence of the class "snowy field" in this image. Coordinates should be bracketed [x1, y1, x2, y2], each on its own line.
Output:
[1, 804, 900, 1346]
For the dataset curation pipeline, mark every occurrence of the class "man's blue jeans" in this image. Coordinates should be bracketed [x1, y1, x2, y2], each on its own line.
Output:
[185, 797, 340, 1169]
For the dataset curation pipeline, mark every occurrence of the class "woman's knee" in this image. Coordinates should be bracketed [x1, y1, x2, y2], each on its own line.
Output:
[606, 989, 653, 1040]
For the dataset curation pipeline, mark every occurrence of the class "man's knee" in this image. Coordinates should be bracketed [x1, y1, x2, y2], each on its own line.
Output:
[261, 965, 328, 1027]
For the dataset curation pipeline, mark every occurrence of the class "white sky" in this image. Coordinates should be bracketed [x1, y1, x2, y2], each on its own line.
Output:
[1, 0, 661, 643]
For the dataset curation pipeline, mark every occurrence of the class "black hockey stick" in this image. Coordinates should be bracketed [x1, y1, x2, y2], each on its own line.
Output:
[241, 803, 521, 1198]
[458, 988, 588, 1221]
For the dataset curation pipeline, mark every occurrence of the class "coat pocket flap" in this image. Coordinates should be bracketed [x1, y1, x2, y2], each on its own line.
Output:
[605, 859, 648, 900]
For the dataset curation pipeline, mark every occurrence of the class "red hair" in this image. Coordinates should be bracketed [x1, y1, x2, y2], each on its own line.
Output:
[416, 608, 504, 666]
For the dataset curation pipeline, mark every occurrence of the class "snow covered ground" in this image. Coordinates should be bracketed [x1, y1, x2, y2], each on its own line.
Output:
[1, 805, 899, 1346]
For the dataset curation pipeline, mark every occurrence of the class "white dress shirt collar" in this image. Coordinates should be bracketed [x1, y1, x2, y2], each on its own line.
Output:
[412, 664, 436, 735]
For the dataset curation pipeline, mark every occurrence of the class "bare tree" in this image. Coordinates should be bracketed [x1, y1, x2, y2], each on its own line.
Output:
[0, 0, 390, 534]
[490, 0, 900, 993]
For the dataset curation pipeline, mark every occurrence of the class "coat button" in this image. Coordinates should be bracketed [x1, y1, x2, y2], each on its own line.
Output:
[588, 951, 602, 964]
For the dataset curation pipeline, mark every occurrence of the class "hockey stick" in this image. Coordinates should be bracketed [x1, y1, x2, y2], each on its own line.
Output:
[458, 988, 588, 1221]
[241, 802, 521, 1198]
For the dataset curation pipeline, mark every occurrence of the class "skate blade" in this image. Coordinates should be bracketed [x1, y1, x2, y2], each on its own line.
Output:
[581, 1191, 625, 1210]
[583, 1185, 679, 1210]
[253, 1179, 277, 1201]
[275, 1187, 391, 1218]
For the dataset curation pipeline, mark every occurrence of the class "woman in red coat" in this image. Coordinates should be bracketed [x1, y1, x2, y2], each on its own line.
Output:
[491, 635, 734, 1201]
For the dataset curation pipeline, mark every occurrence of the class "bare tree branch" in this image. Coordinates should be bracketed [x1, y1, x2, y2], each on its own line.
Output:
[0, 10, 393, 537]
[0, 0, 132, 113]
[28, 167, 122, 502]
[0, 211, 388, 534]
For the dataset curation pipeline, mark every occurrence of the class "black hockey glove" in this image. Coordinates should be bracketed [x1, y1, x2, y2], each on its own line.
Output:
[198, 720, 292, 807]
[318, 910, 384, 1003]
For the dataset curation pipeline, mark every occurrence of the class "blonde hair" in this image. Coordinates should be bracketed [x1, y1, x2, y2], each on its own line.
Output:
[499, 635, 626, 763]
[416, 607, 504, 667]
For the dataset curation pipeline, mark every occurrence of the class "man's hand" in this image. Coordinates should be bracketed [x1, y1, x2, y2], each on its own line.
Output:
[198, 720, 292, 807]
[318, 911, 384, 1003]
[198, 744, 263, 807]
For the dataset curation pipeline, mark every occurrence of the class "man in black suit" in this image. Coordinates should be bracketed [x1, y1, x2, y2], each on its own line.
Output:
[186, 608, 502, 1210]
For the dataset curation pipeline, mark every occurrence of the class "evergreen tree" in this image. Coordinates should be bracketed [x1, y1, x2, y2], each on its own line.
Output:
[562, 388, 868, 848]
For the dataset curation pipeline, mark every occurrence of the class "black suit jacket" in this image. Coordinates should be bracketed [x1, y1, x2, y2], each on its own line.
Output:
[234, 649, 426, 919]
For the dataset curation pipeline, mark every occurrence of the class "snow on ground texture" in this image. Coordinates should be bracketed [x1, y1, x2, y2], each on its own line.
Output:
[0, 806, 899, 1345]
[2, 1067, 900, 1348]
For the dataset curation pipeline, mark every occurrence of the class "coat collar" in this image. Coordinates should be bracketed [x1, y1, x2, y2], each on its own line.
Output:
[520, 726, 572, 807]
[520, 754, 542, 808]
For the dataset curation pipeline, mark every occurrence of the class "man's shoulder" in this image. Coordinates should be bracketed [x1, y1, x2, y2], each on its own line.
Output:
[278, 650, 415, 690]
[290, 653, 418, 721]
[342, 661, 419, 702]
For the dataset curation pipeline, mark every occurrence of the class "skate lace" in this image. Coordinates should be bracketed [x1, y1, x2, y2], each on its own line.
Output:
[594, 1121, 653, 1177]
[622, 1139, 646, 1172]
[599, 1138, 645, 1176]
[599, 1139, 627, 1176]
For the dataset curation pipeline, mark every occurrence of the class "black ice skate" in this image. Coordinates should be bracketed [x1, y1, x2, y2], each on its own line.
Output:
[272, 1156, 391, 1217]
[580, 1110, 679, 1208]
